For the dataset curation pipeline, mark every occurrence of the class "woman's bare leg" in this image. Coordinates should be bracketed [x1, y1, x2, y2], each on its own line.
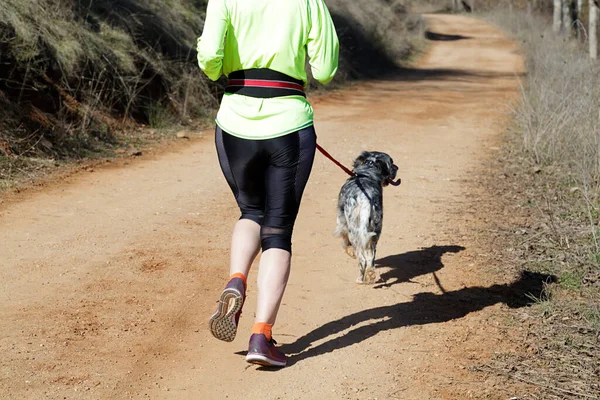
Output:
[229, 219, 261, 277]
[254, 248, 291, 324]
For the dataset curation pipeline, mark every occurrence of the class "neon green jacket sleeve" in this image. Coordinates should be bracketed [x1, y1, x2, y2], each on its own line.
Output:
[307, 0, 339, 84]
[197, 0, 228, 81]
[197, 0, 338, 85]
[197, 0, 339, 139]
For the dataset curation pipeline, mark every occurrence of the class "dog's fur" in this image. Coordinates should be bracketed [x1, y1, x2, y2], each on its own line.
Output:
[335, 151, 398, 284]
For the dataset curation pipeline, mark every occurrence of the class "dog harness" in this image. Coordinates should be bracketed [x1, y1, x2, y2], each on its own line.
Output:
[225, 69, 306, 98]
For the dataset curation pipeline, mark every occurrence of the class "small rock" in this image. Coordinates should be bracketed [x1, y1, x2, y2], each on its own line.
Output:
[129, 149, 143, 157]
[176, 131, 190, 139]
[533, 166, 542, 174]
[40, 138, 53, 149]
[569, 187, 580, 194]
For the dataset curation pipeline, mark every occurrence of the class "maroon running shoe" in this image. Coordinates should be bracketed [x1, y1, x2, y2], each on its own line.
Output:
[245, 334, 287, 367]
[209, 277, 245, 342]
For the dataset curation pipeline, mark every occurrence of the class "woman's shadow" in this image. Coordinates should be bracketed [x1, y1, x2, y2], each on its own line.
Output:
[374, 244, 466, 289]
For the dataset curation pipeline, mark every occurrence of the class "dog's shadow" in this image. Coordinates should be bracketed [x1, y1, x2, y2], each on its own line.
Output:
[374, 245, 466, 289]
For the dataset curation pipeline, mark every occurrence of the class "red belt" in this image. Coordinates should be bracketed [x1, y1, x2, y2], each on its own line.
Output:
[226, 79, 305, 95]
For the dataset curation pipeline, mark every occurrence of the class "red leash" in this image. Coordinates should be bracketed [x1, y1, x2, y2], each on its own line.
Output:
[315, 143, 402, 186]
[315, 143, 355, 177]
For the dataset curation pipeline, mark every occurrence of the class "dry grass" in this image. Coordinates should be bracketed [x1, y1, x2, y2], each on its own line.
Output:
[490, 11, 600, 185]
[0, 0, 215, 167]
[478, 149, 600, 398]
[470, 8, 600, 399]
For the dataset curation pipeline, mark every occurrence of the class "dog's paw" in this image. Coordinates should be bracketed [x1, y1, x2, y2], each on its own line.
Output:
[362, 267, 379, 285]
[345, 246, 356, 259]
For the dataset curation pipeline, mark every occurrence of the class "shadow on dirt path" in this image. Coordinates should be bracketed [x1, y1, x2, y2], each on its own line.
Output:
[375, 245, 466, 289]
[281, 271, 555, 366]
[425, 31, 472, 41]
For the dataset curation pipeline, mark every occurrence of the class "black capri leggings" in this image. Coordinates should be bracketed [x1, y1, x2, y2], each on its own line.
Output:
[215, 125, 317, 253]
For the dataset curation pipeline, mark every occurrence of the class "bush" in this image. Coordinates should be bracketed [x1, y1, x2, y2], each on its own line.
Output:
[0, 0, 215, 160]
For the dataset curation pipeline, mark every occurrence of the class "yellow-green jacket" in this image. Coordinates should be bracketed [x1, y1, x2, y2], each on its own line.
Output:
[197, 0, 339, 139]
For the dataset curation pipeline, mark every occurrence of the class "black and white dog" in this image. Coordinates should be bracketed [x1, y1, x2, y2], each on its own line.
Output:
[335, 151, 399, 284]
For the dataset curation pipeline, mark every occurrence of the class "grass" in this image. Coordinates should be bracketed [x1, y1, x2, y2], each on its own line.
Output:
[560, 270, 585, 291]
[468, 6, 600, 398]
[147, 104, 178, 130]
[0, 0, 213, 167]
[484, 7, 600, 187]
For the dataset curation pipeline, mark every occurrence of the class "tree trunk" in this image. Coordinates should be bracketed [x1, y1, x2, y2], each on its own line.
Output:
[577, 0, 584, 39]
[563, 0, 573, 37]
[591, 0, 598, 60]
[554, 0, 563, 32]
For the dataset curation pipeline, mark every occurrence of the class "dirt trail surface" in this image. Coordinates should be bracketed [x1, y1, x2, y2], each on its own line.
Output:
[0, 15, 527, 400]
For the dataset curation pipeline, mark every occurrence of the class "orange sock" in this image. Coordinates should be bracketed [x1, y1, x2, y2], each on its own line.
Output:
[252, 323, 273, 341]
[229, 272, 247, 289]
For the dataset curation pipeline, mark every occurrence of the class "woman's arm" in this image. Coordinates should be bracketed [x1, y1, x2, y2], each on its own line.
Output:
[197, 0, 228, 81]
[307, 0, 339, 84]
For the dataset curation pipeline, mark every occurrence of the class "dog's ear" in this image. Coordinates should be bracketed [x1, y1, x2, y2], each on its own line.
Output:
[353, 151, 371, 170]
[375, 153, 398, 182]
[385, 155, 398, 179]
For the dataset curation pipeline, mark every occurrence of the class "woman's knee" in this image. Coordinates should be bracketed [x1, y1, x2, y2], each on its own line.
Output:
[260, 224, 294, 253]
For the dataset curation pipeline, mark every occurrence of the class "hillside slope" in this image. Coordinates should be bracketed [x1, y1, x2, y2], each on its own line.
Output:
[0, 0, 422, 185]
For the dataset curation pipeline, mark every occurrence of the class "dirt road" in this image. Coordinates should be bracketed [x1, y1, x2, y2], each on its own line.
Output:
[0, 14, 528, 400]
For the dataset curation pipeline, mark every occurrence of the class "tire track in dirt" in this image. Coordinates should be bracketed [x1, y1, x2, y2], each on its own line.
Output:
[0, 14, 527, 400]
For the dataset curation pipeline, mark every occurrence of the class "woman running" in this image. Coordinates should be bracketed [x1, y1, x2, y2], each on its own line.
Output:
[197, 0, 339, 367]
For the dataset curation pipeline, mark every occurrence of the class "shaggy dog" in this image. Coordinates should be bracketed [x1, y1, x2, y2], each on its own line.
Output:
[335, 151, 398, 284]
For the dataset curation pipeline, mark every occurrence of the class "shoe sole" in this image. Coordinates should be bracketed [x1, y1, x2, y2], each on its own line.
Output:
[245, 353, 287, 367]
[209, 288, 243, 342]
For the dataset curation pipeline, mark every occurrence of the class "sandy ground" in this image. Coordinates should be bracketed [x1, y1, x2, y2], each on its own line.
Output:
[0, 14, 531, 400]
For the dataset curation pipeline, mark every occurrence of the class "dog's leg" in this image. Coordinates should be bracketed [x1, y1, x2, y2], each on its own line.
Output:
[355, 249, 368, 284]
[344, 243, 356, 259]
[362, 242, 379, 285]
[336, 211, 356, 259]
[340, 230, 356, 259]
